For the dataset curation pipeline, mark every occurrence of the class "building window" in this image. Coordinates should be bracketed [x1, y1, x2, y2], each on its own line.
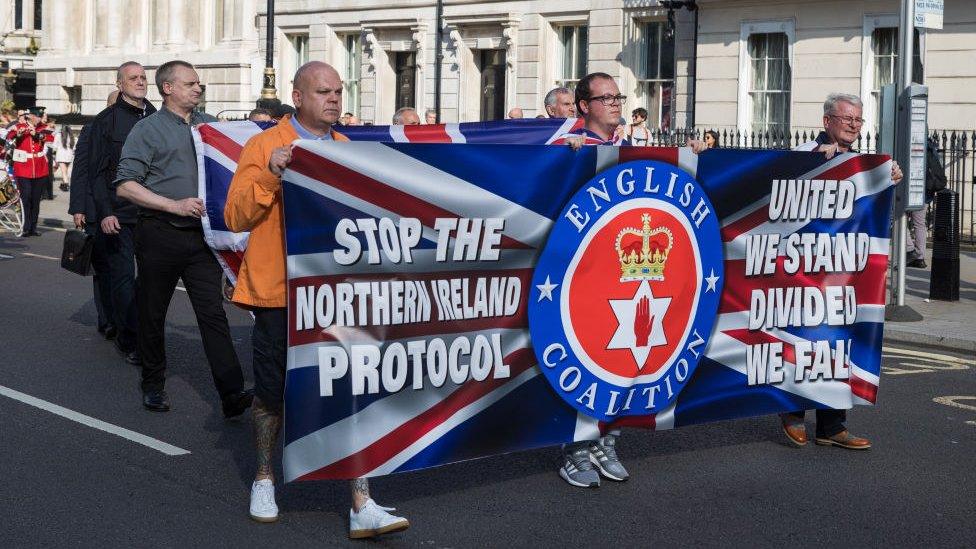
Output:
[394, 51, 417, 110]
[870, 27, 897, 132]
[637, 21, 675, 131]
[14, 0, 23, 29]
[65, 86, 81, 114]
[34, 0, 42, 30]
[747, 32, 791, 134]
[555, 25, 587, 89]
[290, 34, 310, 66]
[342, 34, 361, 117]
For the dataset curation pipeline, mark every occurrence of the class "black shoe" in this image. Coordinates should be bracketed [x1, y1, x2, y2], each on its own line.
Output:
[907, 258, 928, 269]
[27, 230, 41, 237]
[143, 390, 171, 412]
[99, 325, 118, 340]
[125, 351, 143, 366]
[222, 388, 254, 419]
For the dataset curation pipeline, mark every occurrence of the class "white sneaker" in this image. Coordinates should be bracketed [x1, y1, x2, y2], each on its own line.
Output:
[349, 498, 409, 539]
[249, 479, 279, 523]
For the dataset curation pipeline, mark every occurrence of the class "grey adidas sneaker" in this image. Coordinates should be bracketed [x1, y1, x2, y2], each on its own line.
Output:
[559, 442, 600, 488]
[589, 435, 630, 481]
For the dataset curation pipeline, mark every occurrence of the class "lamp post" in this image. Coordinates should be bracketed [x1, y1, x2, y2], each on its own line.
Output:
[660, 1, 699, 129]
[260, 0, 277, 101]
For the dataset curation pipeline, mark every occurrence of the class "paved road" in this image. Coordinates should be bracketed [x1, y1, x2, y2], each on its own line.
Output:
[1, 228, 974, 548]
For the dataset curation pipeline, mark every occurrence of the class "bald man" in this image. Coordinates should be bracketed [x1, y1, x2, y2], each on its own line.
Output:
[225, 61, 409, 538]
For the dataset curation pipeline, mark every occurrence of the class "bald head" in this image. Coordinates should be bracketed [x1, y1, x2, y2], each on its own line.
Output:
[292, 61, 343, 135]
[293, 61, 341, 94]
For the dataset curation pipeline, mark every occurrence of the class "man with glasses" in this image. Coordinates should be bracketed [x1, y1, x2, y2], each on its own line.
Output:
[784, 92, 902, 450]
[555, 72, 630, 149]
[554, 72, 632, 488]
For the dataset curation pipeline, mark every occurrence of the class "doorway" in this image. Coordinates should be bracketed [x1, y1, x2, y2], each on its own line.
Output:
[479, 49, 505, 121]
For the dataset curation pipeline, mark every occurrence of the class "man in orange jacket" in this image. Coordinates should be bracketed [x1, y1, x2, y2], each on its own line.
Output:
[225, 61, 409, 538]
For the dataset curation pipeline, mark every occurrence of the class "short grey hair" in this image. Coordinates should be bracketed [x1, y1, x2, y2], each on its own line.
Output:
[425, 108, 437, 117]
[544, 87, 572, 107]
[116, 61, 143, 83]
[155, 60, 194, 95]
[823, 93, 863, 115]
[392, 106, 417, 125]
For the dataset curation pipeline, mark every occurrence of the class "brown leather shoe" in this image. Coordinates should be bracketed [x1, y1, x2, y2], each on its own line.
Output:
[780, 414, 808, 447]
[815, 430, 871, 450]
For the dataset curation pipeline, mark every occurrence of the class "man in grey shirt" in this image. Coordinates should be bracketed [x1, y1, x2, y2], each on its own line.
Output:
[115, 60, 252, 417]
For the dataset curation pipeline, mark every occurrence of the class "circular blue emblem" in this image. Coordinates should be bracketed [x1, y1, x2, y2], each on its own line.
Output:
[528, 160, 724, 421]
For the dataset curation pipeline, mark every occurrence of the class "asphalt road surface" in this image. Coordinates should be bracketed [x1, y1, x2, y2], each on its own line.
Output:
[1, 228, 974, 548]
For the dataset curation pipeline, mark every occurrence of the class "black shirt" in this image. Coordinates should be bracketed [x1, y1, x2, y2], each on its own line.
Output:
[89, 95, 157, 224]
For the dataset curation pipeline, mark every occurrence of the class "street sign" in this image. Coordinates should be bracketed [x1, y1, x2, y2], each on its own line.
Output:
[895, 84, 929, 213]
[914, 0, 943, 29]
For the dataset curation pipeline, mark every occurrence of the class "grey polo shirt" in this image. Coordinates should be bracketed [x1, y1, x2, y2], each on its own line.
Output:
[114, 105, 216, 202]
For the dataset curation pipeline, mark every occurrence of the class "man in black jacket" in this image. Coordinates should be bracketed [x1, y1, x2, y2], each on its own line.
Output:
[68, 106, 114, 340]
[89, 61, 157, 364]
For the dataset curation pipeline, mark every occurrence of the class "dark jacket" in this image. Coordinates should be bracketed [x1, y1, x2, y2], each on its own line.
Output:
[90, 95, 157, 223]
[68, 123, 95, 220]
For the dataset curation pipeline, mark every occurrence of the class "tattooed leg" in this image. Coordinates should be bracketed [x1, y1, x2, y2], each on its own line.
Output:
[351, 477, 370, 512]
[252, 397, 282, 482]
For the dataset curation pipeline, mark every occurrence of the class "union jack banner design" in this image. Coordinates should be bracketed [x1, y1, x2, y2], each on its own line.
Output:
[194, 118, 586, 283]
[194, 120, 892, 481]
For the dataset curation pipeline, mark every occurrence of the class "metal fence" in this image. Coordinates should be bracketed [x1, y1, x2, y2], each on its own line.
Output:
[643, 128, 976, 244]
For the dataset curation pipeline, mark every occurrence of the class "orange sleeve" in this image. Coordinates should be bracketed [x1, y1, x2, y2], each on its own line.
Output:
[224, 134, 283, 233]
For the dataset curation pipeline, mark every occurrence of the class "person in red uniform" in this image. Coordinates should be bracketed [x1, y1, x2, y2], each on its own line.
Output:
[7, 107, 54, 236]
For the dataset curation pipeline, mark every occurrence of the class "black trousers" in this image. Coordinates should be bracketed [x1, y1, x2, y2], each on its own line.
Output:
[88, 226, 115, 332]
[252, 308, 288, 414]
[106, 223, 138, 351]
[135, 216, 244, 399]
[16, 177, 44, 234]
[787, 409, 847, 438]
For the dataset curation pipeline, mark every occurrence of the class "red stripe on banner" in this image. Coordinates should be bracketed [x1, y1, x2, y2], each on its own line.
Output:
[287, 268, 532, 346]
[288, 147, 532, 250]
[296, 348, 536, 480]
[218, 250, 243, 274]
[718, 154, 891, 242]
[722, 207, 770, 242]
[723, 328, 878, 404]
[848, 374, 878, 403]
[600, 415, 656, 431]
[814, 154, 890, 181]
[198, 124, 246, 163]
[402, 124, 453, 143]
[718, 253, 889, 314]
[618, 146, 679, 166]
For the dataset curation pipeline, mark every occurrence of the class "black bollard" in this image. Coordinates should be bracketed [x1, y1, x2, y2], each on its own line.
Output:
[929, 189, 960, 301]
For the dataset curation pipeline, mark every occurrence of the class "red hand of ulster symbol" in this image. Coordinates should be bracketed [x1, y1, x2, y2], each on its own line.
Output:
[633, 296, 653, 347]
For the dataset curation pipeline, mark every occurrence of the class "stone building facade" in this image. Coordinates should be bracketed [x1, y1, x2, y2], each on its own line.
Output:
[34, 0, 262, 117]
[0, 0, 43, 108]
[32, 0, 975, 133]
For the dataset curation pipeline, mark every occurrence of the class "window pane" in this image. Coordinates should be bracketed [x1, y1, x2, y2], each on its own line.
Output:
[644, 22, 661, 79]
[576, 26, 588, 79]
[751, 59, 766, 91]
[14, 0, 22, 29]
[660, 23, 675, 79]
[34, 0, 42, 30]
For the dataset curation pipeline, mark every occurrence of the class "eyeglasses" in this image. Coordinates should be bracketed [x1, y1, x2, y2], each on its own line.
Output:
[587, 94, 627, 106]
[828, 114, 865, 127]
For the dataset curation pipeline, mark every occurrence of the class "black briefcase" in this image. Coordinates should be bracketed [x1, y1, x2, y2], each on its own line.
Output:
[60, 228, 94, 276]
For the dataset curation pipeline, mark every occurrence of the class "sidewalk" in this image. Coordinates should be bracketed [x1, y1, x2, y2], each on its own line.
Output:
[885, 248, 976, 354]
[37, 182, 975, 354]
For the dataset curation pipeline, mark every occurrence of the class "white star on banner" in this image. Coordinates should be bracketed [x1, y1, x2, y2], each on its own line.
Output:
[606, 280, 671, 371]
[704, 268, 720, 293]
[536, 275, 558, 302]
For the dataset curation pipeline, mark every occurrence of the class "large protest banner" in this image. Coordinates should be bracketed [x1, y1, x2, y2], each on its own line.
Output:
[277, 141, 893, 482]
